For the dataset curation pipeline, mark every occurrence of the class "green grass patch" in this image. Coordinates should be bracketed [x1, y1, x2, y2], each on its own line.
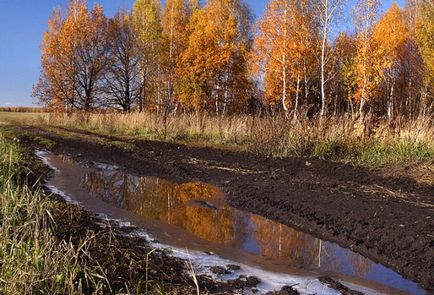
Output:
[357, 140, 434, 167]
[313, 139, 348, 160]
[31, 135, 57, 149]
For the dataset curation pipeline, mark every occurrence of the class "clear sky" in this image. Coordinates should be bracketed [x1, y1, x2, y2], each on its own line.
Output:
[0, 0, 403, 107]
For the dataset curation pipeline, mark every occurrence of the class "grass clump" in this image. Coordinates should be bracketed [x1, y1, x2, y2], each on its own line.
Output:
[357, 139, 434, 167]
[313, 139, 348, 160]
[31, 135, 57, 149]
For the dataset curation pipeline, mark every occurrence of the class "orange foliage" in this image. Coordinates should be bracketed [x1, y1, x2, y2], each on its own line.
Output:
[33, 0, 434, 118]
[253, 0, 317, 113]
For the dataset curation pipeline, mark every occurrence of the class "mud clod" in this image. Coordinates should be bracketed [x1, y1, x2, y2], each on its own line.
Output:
[210, 266, 230, 275]
[319, 276, 364, 295]
[226, 264, 241, 271]
[265, 285, 300, 295]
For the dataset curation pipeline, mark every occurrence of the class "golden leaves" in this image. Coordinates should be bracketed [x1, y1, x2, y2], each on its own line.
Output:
[415, 1, 434, 85]
[253, 0, 317, 108]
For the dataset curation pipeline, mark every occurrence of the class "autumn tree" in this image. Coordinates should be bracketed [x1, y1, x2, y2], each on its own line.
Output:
[34, 0, 109, 111]
[352, 0, 381, 118]
[330, 32, 357, 116]
[65, 2, 108, 110]
[253, 0, 317, 116]
[313, 0, 346, 116]
[414, 0, 434, 112]
[34, 0, 431, 119]
[162, 0, 189, 112]
[33, 8, 71, 112]
[187, 0, 200, 13]
[395, 0, 425, 118]
[372, 3, 408, 119]
[132, 0, 163, 112]
[104, 11, 141, 111]
[179, 0, 253, 114]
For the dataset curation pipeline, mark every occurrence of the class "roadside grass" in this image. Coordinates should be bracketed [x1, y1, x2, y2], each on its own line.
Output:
[0, 135, 108, 294]
[40, 112, 434, 167]
[0, 132, 199, 294]
[0, 111, 432, 167]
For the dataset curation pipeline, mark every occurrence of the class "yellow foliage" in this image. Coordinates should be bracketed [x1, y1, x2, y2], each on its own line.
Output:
[415, 1, 434, 87]
[179, 0, 252, 113]
[253, 0, 317, 110]
[372, 3, 408, 73]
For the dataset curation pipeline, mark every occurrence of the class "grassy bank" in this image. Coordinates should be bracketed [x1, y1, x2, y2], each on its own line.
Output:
[42, 112, 434, 167]
[0, 132, 196, 294]
[0, 135, 98, 294]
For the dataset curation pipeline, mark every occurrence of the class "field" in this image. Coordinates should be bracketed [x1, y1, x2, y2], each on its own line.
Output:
[0, 112, 46, 125]
[1, 111, 433, 294]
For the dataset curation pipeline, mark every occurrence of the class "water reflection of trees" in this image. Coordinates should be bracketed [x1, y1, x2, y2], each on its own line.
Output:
[250, 214, 319, 266]
[346, 250, 372, 277]
[83, 170, 373, 278]
[83, 171, 234, 244]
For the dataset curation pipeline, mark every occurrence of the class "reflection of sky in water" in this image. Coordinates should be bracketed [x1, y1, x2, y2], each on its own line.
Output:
[317, 242, 424, 295]
[241, 214, 262, 255]
[83, 168, 425, 295]
[366, 262, 424, 294]
[242, 235, 262, 255]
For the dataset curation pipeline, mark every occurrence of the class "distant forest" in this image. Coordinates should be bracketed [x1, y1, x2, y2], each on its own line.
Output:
[34, 0, 434, 119]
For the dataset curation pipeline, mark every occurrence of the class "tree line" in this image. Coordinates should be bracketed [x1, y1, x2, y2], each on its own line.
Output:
[34, 0, 434, 119]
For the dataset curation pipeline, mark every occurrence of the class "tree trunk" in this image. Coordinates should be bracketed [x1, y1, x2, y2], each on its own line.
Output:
[282, 62, 288, 113]
[388, 81, 395, 121]
[359, 97, 366, 120]
[282, 7, 288, 114]
[294, 75, 300, 119]
[320, 0, 329, 117]
[140, 71, 146, 113]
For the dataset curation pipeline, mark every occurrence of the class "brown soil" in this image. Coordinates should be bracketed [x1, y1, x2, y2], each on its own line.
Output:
[16, 125, 434, 292]
[14, 134, 274, 295]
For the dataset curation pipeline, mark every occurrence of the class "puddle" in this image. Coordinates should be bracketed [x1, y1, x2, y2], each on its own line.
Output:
[36, 150, 426, 295]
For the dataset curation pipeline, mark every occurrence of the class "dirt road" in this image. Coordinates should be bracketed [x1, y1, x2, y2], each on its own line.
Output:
[19, 125, 434, 291]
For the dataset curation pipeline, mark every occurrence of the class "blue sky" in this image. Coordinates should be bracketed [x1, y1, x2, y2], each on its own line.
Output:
[0, 0, 403, 107]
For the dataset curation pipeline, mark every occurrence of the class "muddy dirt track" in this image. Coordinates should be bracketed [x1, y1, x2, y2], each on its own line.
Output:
[18, 125, 434, 292]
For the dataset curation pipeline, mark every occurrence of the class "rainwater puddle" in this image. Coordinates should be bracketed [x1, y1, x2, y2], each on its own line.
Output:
[36, 150, 426, 295]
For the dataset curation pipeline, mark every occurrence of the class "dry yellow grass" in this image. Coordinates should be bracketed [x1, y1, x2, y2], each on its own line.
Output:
[41, 112, 434, 166]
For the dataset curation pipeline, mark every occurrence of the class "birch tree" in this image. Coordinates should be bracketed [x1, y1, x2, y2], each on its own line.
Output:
[253, 0, 316, 115]
[372, 3, 408, 120]
[180, 0, 253, 113]
[132, 0, 163, 112]
[314, 0, 346, 116]
[414, 0, 434, 111]
[162, 0, 189, 112]
[353, 0, 381, 118]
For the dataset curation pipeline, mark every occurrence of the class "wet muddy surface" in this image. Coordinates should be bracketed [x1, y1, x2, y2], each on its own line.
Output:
[37, 150, 427, 294]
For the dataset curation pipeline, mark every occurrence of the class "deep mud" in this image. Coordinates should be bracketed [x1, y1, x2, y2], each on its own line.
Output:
[17, 125, 434, 292]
